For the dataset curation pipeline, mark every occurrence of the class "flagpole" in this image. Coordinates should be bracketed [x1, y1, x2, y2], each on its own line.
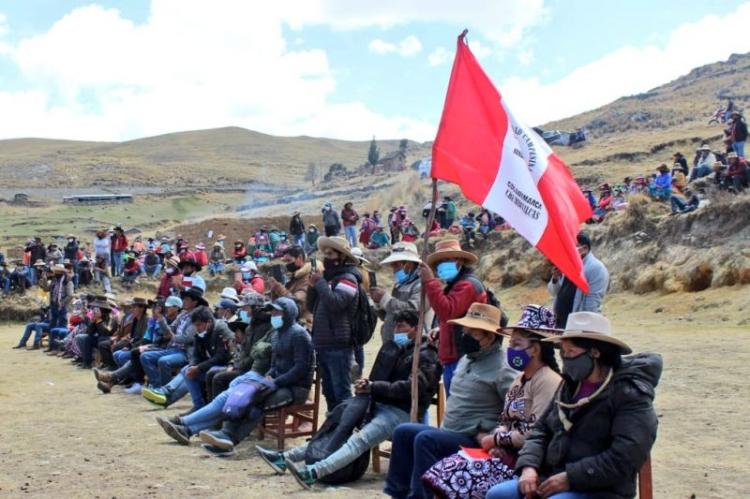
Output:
[410, 178, 439, 422]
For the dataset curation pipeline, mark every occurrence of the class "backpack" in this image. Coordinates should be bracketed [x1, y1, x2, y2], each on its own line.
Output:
[304, 395, 372, 484]
[350, 284, 378, 347]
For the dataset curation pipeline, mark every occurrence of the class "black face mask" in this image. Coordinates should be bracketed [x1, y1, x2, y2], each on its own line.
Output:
[323, 258, 340, 271]
[458, 332, 482, 355]
[562, 351, 595, 382]
[286, 262, 300, 273]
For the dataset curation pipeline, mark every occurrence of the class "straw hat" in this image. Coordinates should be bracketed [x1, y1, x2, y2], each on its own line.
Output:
[499, 304, 562, 338]
[317, 236, 358, 264]
[727, 151, 738, 160]
[51, 264, 66, 274]
[33, 259, 46, 267]
[700, 144, 712, 151]
[543, 311, 631, 354]
[447, 303, 503, 335]
[381, 242, 422, 265]
[426, 239, 478, 268]
[165, 256, 180, 268]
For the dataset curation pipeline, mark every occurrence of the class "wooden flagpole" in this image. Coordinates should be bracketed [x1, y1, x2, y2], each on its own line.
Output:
[410, 178, 439, 422]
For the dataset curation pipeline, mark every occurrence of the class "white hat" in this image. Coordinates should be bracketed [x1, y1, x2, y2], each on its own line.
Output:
[240, 261, 258, 273]
[543, 312, 631, 354]
[381, 242, 422, 265]
[220, 287, 240, 304]
[350, 247, 370, 265]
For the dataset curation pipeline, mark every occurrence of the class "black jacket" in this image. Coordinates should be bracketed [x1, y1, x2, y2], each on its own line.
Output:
[26, 242, 46, 263]
[368, 337, 441, 415]
[734, 119, 748, 142]
[64, 241, 79, 261]
[289, 215, 305, 235]
[266, 297, 314, 390]
[192, 320, 233, 373]
[516, 353, 662, 499]
[306, 264, 361, 350]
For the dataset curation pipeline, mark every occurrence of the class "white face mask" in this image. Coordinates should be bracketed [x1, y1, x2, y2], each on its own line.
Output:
[166, 268, 175, 274]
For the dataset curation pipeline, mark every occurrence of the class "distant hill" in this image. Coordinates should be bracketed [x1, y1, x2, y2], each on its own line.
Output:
[0, 127, 429, 189]
[549, 52, 750, 186]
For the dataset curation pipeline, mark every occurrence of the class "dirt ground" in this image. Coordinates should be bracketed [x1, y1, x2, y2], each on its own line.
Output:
[1, 288, 749, 499]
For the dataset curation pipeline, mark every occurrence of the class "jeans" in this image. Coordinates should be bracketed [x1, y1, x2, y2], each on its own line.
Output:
[95, 272, 112, 293]
[208, 262, 224, 276]
[486, 478, 591, 499]
[184, 365, 226, 409]
[182, 388, 230, 435]
[144, 263, 161, 278]
[293, 234, 305, 246]
[1, 276, 10, 294]
[286, 403, 408, 478]
[161, 371, 189, 405]
[221, 386, 307, 445]
[344, 225, 358, 248]
[354, 345, 365, 373]
[734, 140, 746, 158]
[441, 361, 458, 396]
[49, 304, 67, 330]
[113, 349, 132, 368]
[317, 347, 353, 410]
[113, 251, 124, 276]
[17, 321, 49, 347]
[140, 348, 187, 387]
[383, 423, 476, 499]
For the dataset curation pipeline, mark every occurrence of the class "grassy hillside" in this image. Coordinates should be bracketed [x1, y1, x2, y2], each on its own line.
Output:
[0, 127, 430, 189]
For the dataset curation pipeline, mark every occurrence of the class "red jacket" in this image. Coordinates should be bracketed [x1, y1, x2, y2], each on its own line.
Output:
[112, 235, 128, 252]
[194, 250, 209, 267]
[157, 271, 181, 299]
[424, 275, 487, 365]
[341, 208, 359, 227]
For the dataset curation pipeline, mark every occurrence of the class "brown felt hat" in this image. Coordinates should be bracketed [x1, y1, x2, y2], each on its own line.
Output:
[426, 239, 478, 268]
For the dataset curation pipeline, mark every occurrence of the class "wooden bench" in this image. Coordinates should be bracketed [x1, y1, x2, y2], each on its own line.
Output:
[371, 381, 446, 473]
[256, 369, 321, 450]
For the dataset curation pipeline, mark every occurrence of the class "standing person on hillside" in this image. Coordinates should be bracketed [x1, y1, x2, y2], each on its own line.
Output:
[444, 196, 457, 229]
[672, 152, 689, 176]
[289, 211, 306, 246]
[358, 212, 377, 247]
[208, 242, 226, 276]
[548, 232, 610, 329]
[304, 224, 320, 255]
[110, 226, 128, 277]
[730, 111, 748, 157]
[322, 203, 341, 237]
[38, 264, 74, 348]
[305, 236, 361, 410]
[194, 243, 209, 268]
[25, 237, 46, 286]
[341, 202, 360, 248]
[421, 239, 487, 394]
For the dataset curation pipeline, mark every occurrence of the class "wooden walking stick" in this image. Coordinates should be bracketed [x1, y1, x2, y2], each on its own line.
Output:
[410, 178, 439, 422]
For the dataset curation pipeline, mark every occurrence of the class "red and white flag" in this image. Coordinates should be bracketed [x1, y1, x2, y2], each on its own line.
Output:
[432, 32, 592, 292]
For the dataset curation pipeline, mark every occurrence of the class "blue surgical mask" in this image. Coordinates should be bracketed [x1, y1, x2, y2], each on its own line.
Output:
[507, 347, 532, 371]
[242, 272, 251, 280]
[436, 261, 460, 282]
[393, 332, 410, 346]
[238, 310, 250, 323]
[394, 269, 409, 284]
[270, 315, 284, 330]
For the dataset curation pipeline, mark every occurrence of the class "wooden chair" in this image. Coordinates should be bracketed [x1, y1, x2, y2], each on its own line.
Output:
[257, 369, 321, 450]
[638, 456, 653, 499]
[371, 381, 446, 473]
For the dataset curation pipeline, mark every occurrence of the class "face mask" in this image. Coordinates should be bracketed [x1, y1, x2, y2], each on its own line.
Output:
[393, 332, 410, 346]
[507, 347, 532, 371]
[458, 332, 482, 355]
[394, 269, 409, 284]
[242, 272, 251, 280]
[286, 262, 300, 273]
[562, 351, 595, 382]
[270, 315, 284, 330]
[197, 329, 208, 338]
[166, 268, 175, 274]
[238, 310, 250, 323]
[323, 258, 339, 271]
[436, 261, 460, 282]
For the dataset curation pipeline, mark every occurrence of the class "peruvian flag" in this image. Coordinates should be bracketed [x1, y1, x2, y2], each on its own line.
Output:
[432, 32, 592, 292]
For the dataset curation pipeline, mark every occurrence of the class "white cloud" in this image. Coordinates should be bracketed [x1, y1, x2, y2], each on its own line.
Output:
[428, 47, 450, 67]
[0, 1, 436, 141]
[468, 40, 491, 59]
[369, 35, 422, 56]
[517, 48, 534, 66]
[500, 2, 750, 126]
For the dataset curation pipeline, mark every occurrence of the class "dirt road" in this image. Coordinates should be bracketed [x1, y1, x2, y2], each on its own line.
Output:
[1, 289, 749, 498]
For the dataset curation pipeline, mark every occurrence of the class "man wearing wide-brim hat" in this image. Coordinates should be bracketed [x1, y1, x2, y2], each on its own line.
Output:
[38, 263, 74, 347]
[418, 238, 486, 394]
[176, 257, 205, 294]
[370, 242, 429, 342]
[307, 236, 363, 410]
[385, 302, 515, 499]
[500, 312, 662, 499]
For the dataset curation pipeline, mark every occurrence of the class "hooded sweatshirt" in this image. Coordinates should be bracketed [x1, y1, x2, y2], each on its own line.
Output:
[265, 297, 314, 390]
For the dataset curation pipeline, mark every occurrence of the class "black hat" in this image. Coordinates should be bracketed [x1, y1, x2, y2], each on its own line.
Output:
[181, 287, 208, 307]
[178, 258, 203, 272]
[227, 320, 249, 333]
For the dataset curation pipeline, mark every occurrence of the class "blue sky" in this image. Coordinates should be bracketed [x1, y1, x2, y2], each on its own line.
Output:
[0, 0, 748, 141]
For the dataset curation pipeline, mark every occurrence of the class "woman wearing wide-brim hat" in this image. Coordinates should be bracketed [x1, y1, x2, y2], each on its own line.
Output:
[384, 302, 517, 499]
[424, 305, 563, 498]
[418, 238, 483, 393]
[487, 311, 662, 499]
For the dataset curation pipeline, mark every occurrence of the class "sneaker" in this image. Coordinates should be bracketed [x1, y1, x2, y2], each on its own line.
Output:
[156, 417, 190, 445]
[142, 387, 168, 407]
[200, 443, 236, 457]
[124, 383, 142, 395]
[198, 430, 234, 451]
[285, 458, 316, 490]
[256, 445, 287, 474]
